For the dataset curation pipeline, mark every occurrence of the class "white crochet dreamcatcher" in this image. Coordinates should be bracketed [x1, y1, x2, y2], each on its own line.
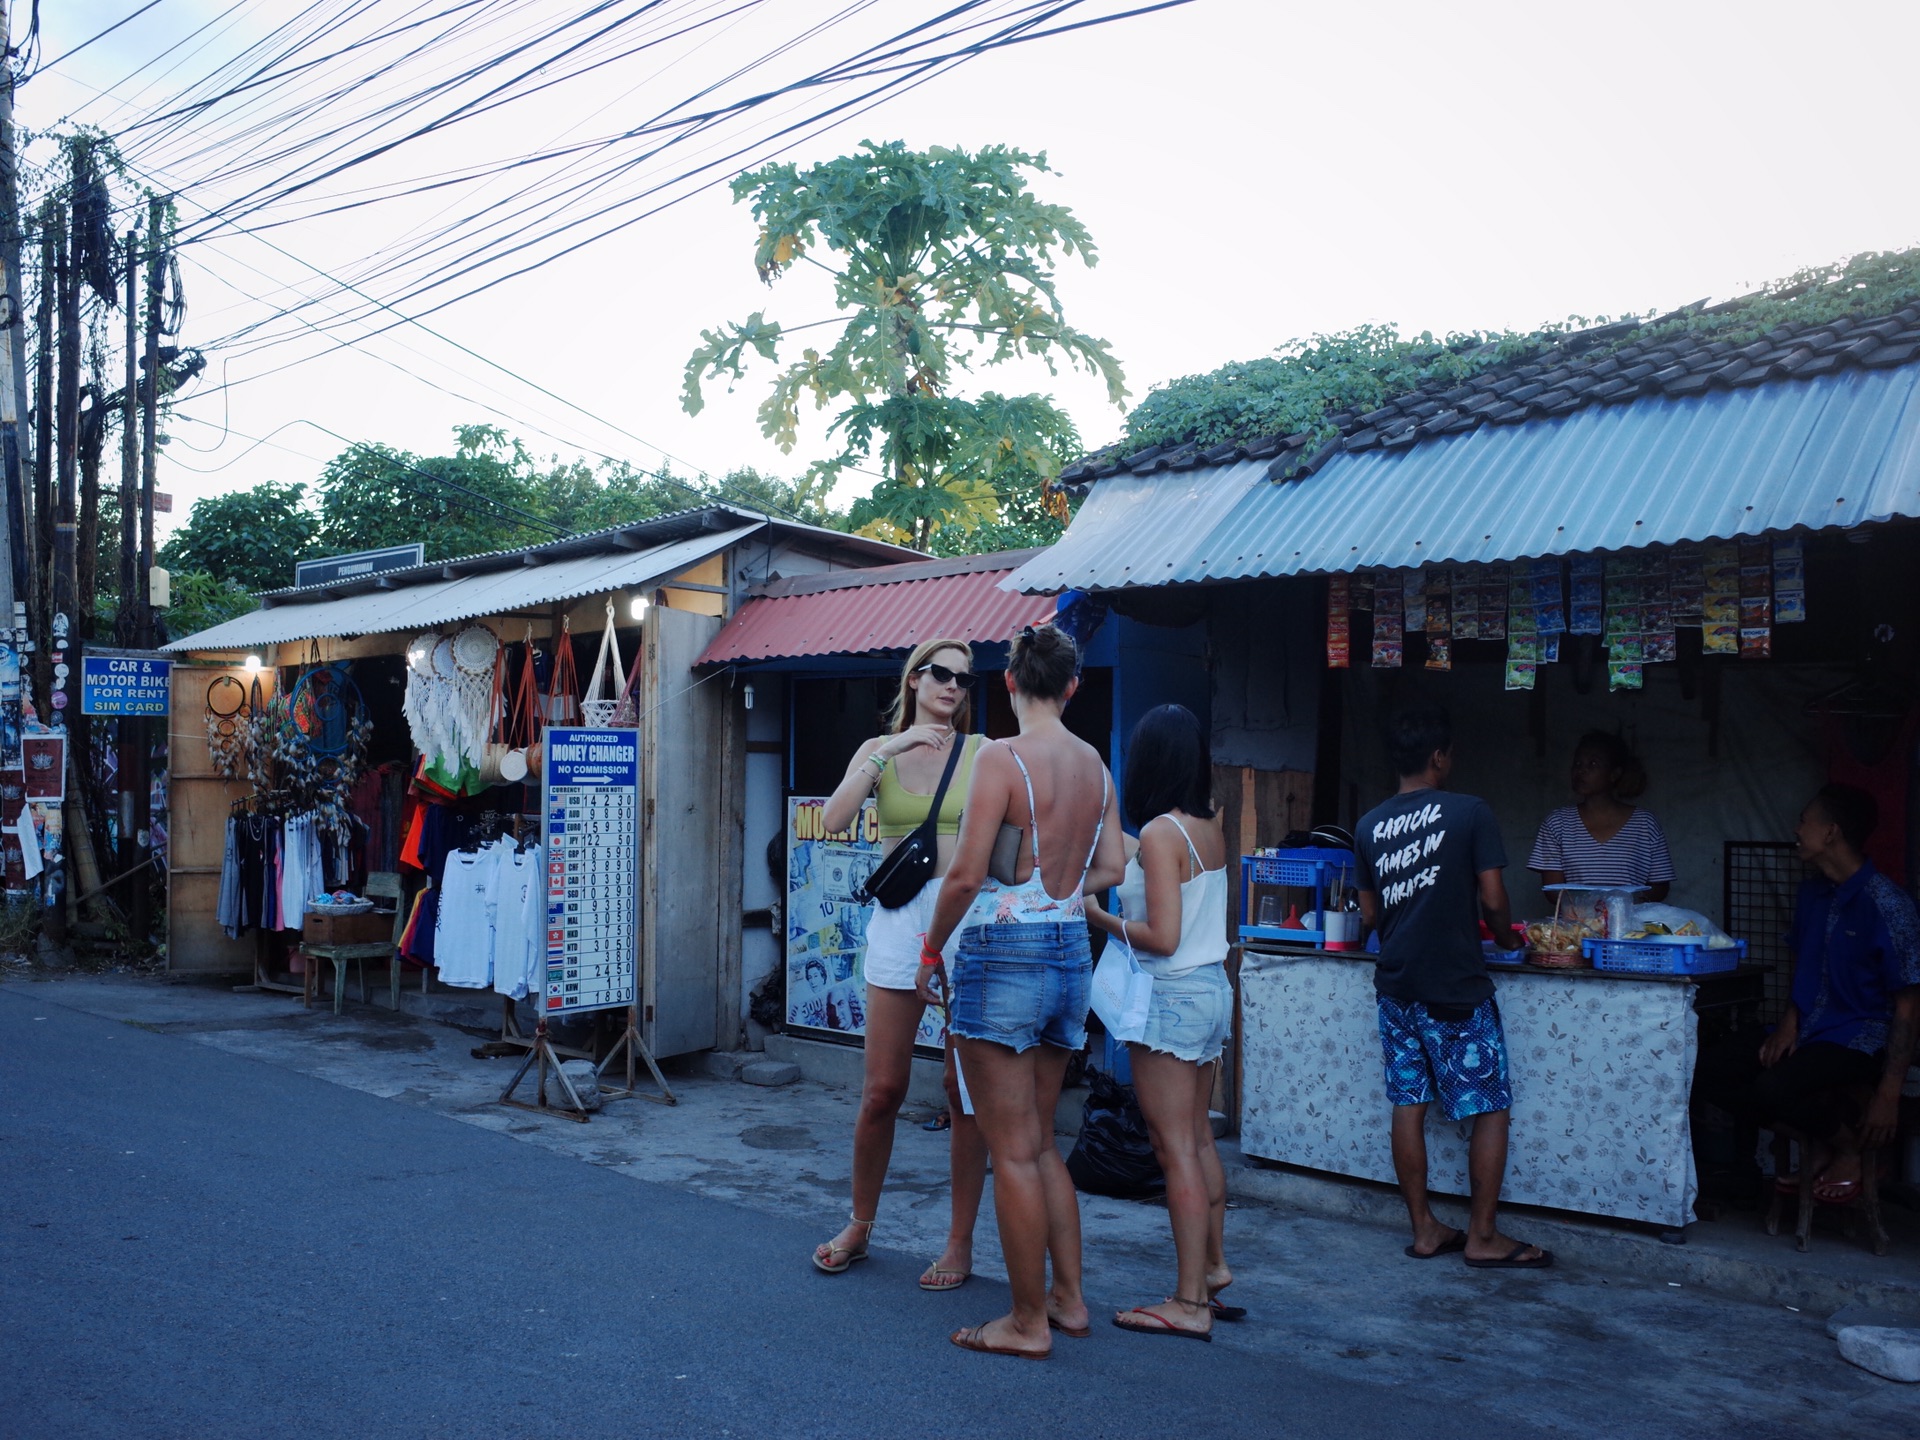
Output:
[447, 624, 498, 760]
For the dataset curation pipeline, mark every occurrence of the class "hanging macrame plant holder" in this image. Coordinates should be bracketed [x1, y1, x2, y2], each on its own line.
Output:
[496, 624, 539, 784]
[528, 616, 581, 775]
[580, 600, 626, 727]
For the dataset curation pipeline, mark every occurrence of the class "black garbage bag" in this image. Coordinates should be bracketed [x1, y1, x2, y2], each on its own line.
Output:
[1066, 1065, 1164, 1198]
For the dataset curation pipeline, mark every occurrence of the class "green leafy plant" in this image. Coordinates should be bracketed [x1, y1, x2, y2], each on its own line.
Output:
[159, 481, 321, 593]
[161, 569, 257, 640]
[1123, 246, 1920, 460]
[684, 141, 1125, 548]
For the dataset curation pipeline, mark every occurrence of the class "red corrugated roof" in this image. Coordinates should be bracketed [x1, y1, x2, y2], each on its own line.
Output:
[698, 552, 1055, 665]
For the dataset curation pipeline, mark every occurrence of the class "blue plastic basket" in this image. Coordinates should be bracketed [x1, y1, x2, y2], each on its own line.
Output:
[1244, 848, 1354, 887]
[1483, 945, 1526, 967]
[1583, 936, 1746, 975]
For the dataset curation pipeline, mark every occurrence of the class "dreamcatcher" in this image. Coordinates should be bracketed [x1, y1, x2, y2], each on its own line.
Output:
[449, 624, 501, 764]
[401, 630, 444, 760]
[285, 651, 371, 836]
[205, 674, 250, 779]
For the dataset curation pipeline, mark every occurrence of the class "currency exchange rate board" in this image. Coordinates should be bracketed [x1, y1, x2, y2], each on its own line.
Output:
[541, 726, 639, 1015]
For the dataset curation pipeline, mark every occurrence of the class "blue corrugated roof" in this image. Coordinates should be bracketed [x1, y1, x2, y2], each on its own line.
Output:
[1007, 366, 1920, 594]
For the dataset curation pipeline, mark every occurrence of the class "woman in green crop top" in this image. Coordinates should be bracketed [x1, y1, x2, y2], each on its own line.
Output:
[810, 638, 988, 1292]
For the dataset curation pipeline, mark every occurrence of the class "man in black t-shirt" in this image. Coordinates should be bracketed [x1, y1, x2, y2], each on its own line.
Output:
[1356, 703, 1552, 1270]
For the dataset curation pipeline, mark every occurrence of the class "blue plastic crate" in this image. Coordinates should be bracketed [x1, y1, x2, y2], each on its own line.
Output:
[1240, 924, 1328, 945]
[1244, 848, 1355, 887]
[1583, 937, 1746, 975]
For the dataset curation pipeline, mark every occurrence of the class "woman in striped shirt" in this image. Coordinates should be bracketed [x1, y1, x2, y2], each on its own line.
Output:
[1528, 732, 1674, 901]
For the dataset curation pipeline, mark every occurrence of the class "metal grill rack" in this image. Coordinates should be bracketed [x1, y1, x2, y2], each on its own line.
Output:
[1722, 840, 1803, 1023]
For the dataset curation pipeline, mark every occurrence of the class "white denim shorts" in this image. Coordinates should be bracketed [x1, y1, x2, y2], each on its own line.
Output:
[1136, 963, 1233, 1064]
[862, 879, 952, 991]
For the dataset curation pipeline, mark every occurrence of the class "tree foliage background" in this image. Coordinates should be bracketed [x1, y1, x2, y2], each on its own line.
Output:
[158, 426, 837, 637]
[683, 141, 1124, 549]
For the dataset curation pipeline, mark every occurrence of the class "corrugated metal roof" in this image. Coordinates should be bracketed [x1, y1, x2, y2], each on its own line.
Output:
[245, 502, 913, 605]
[165, 527, 759, 651]
[1006, 366, 1920, 593]
[700, 561, 1055, 665]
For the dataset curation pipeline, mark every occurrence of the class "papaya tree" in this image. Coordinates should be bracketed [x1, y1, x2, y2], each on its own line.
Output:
[682, 141, 1125, 549]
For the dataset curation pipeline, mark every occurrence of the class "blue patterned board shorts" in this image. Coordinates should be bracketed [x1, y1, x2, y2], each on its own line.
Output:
[948, 922, 1092, 1054]
[1376, 994, 1513, 1121]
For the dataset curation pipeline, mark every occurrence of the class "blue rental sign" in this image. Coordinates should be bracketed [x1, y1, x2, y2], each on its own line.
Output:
[80, 651, 172, 716]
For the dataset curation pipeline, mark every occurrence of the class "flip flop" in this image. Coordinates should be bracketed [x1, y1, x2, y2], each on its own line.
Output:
[811, 1216, 874, 1275]
[1405, 1230, 1468, 1260]
[1048, 1314, 1092, 1339]
[812, 1243, 869, 1275]
[1209, 1298, 1248, 1322]
[919, 1264, 970, 1292]
[1813, 1177, 1861, 1205]
[921, 1112, 952, 1132]
[950, 1324, 1048, 1360]
[1112, 1308, 1212, 1342]
[1773, 1173, 1805, 1196]
[1464, 1244, 1554, 1270]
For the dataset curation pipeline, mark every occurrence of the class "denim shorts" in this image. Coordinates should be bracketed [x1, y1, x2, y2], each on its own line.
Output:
[1136, 963, 1233, 1064]
[948, 922, 1092, 1054]
[1376, 994, 1512, 1121]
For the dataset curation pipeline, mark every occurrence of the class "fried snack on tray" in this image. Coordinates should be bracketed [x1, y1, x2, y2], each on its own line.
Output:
[1524, 917, 1601, 957]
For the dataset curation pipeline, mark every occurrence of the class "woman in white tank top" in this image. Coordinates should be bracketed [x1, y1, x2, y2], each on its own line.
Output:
[1084, 705, 1237, 1341]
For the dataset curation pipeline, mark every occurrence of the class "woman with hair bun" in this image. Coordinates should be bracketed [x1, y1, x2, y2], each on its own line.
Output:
[1528, 730, 1674, 902]
[811, 638, 988, 1290]
[921, 623, 1126, 1360]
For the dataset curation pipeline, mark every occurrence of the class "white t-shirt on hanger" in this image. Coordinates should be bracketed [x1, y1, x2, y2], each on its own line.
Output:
[491, 842, 540, 1000]
[434, 846, 499, 988]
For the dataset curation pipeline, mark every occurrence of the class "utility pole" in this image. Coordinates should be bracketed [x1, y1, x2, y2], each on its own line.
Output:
[31, 200, 49, 715]
[53, 200, 77, 690]
[139, 197, 163, 647]
[118, 227, 141, 929]
[44, 198, 76, 946]
[118, 230, 138, 643]
[127, 198, 167, 943]
[0, 0, 25, 620]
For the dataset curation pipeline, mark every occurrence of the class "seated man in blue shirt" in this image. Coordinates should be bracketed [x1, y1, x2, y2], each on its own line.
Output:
[1696, 784, 1920, 1201]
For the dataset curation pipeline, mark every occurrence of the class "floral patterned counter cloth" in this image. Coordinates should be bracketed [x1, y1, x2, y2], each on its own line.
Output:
[1240, 954, 1699, 1228]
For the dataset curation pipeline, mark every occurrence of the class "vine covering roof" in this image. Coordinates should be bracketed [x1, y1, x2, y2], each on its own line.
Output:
[1062, 249, 1920, 489]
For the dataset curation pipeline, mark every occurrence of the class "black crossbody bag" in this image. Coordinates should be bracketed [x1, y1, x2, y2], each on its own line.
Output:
[857, 737, 966, 910]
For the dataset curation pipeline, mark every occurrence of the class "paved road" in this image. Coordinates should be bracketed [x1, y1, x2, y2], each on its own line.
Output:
[0, 985, 1567, 1440]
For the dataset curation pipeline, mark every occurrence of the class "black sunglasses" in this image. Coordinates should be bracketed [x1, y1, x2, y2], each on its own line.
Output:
[915, 662, 977, 691]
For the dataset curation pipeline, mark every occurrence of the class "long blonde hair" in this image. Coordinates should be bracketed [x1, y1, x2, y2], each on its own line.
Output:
[886, 637, 975, 733]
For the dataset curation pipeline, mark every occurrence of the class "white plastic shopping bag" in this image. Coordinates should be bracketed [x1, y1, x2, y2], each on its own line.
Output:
[1089, 934, 1153, 1044]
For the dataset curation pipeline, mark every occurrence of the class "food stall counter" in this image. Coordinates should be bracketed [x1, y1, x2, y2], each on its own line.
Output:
[1237, 945, 1736, 1229]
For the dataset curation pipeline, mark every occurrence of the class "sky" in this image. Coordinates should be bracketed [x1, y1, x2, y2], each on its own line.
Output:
[28, 0, 1920, 553]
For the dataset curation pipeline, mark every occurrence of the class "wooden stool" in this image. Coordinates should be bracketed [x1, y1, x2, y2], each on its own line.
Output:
[302, 873, 408, 1016]
[1765, 1124, 1889, 1256]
